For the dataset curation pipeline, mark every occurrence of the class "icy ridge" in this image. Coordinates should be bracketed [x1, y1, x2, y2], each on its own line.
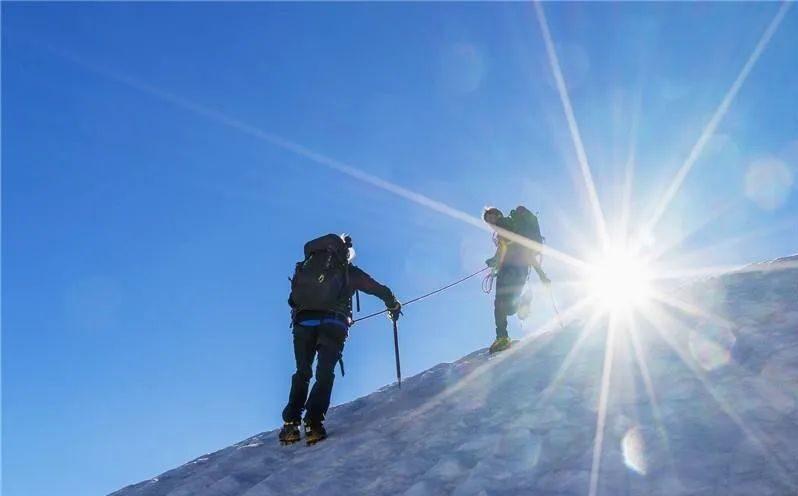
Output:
[111, 260, 798, 496]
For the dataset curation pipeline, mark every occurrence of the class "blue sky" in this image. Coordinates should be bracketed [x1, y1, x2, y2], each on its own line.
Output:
[2, 3, 796, 495]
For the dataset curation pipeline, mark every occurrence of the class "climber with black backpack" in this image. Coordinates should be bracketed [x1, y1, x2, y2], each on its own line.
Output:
[484, 206, 550, 353]
[279, 233, 401, 446]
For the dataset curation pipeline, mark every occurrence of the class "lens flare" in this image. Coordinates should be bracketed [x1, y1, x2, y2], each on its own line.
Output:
[586, 248, 653, 312]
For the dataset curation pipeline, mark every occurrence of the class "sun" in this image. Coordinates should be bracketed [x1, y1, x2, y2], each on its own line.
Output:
[585, 247, 654, 313]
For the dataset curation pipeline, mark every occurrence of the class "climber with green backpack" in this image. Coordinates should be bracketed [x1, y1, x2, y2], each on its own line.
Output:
[483, 206, 551, 353]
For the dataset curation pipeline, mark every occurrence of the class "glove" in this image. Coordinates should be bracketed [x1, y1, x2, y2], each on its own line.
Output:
[387, 301, 402, 322]
[485, 256, 498, 268]
[541, 274, 551, 286]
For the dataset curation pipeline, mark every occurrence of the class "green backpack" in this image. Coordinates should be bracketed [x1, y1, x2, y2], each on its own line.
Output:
[509, 206, 544, 264]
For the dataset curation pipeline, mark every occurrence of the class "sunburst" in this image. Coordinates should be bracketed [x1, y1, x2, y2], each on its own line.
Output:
[532, 1, 795, 494]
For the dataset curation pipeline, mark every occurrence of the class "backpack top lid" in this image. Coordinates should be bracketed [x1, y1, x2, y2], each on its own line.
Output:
[511, 205, 532, 217]
[509, 206, 542, 242]
[303, 234, 349, 262]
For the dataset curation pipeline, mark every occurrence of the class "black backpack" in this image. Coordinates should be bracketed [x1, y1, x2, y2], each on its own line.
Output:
[509, 206, 544, 264]
[289, 234, 351, 312]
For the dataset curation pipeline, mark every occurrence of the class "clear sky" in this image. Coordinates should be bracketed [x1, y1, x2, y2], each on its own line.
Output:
[2, 3, 796, 496]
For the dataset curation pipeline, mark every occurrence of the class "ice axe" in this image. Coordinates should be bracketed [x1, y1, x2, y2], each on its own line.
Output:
[392, 318, 402, 388]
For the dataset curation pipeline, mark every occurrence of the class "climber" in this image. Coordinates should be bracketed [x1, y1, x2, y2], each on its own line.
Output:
[484, 206, 550, 353]
[279, 233, 401, 446]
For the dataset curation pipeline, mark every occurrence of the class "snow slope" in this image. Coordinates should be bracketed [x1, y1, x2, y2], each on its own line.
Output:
[112, 256, 798, 496]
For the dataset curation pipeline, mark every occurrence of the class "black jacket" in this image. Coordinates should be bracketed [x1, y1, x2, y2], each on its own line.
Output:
[292, 264, 396, 324]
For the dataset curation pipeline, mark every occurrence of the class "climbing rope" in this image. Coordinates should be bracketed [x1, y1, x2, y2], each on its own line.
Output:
[481, 271, 496, 294]
[351, 266, 491, 324]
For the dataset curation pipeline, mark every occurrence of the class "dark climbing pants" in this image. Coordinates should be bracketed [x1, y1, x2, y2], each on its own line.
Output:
[282, 322, 347, 424]
[494, 266, 529, 339]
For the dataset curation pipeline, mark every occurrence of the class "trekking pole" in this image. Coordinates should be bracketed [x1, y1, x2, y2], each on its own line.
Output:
[547, 286, 566, 330]
[392, 318, 402, 388]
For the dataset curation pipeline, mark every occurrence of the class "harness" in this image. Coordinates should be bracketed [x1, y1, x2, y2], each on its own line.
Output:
[295, 315, 349, 376]
[297, 317, 349, 329]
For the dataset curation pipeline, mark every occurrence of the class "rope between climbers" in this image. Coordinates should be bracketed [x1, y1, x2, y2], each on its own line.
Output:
[352, 266, 491, 324]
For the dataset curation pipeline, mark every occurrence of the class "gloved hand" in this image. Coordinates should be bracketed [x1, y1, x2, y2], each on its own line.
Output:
[541, 274, 552, 286]
[485, 256, 498, 268]
[387, 301, 402, 322]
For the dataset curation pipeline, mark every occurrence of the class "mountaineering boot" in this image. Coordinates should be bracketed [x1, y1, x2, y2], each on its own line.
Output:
[279, 421, 301, 445]
[304, 420, 328, 446]
[489, 336, 512, 354]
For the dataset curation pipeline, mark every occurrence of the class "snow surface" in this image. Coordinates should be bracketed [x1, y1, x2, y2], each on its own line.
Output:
[111, 256, 798, 496]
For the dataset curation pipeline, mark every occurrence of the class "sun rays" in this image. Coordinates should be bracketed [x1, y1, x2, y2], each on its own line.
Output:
[588, 314, 618, 496]
[534, 0, 610, 252]
[529, 1, 796, 493]
[638, 1, 793, 248]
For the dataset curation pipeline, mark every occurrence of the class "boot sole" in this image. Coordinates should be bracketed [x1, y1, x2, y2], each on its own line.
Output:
[489, 345, 512, 354]
[306, 435, 327, 446]
[489, 341, 514, 354]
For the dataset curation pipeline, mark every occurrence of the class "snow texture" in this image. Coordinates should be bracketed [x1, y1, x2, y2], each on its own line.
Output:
[111, 256, 798, 496]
